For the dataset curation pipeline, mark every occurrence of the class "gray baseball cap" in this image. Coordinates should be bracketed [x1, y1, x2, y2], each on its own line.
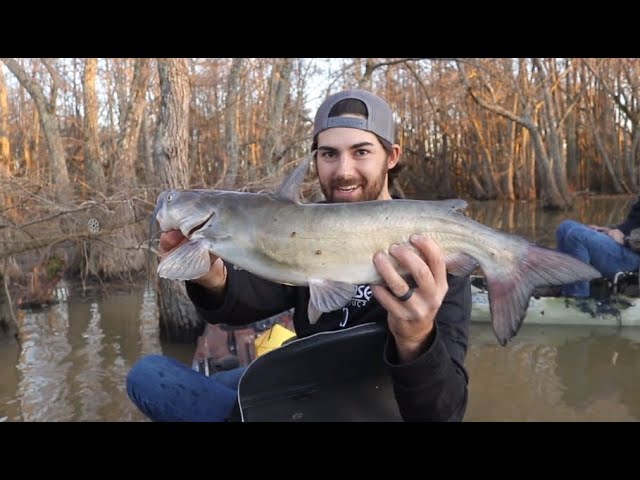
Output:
[312, 89, 395, 145]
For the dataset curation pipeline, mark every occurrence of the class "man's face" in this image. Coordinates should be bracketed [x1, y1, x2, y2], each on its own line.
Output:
[315, 126, 398, 203]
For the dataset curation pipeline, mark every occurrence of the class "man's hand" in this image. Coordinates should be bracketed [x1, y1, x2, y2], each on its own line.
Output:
[371, 234, 449, 363]
[159, 230, 227, 292]
[588, 225, 626, 245]
[607, 228, 626, 245]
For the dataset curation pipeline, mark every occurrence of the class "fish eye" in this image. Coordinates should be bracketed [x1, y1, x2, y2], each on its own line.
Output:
[166, 193, 173, 202]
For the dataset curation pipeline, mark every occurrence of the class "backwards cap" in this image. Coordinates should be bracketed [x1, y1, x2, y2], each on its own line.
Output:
[312, 89, 395, 145]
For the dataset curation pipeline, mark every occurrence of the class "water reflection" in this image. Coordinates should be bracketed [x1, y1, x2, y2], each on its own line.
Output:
[9, 288, 157, 421]
[466, 324, 640, 421]
[555, 331, 640, 418]
[464, 195, 638, 247]
[72, 302, 109, 420]
[139, 287, 161, 357]
[0, 336, 20, 421]
[17, 302, 74, 421]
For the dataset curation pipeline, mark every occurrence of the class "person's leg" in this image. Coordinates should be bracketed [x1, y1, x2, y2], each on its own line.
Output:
[587, 240, 640, 279]
[557, 221, 640, 297]
[555, 220, 583, 254]
[555, 220, 594, 297]
[210, 366, 246, 390]
[126, 354, 245, 422]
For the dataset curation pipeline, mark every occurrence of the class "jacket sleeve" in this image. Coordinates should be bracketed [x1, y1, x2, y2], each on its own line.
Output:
[616, 196, 640, 236]
[185, 261, 297, 327]
[383, 273, 471, 422]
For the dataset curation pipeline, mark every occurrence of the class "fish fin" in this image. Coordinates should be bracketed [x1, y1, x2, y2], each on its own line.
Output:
[446, 252, 479, 276]
[157, 240, 211, 280]
[484, 244, 601, 346]
[275, 151, 315, 204]
[307, 303, 322, 325]
[438, 199, 468, 213]
[307, 279, 356, 324]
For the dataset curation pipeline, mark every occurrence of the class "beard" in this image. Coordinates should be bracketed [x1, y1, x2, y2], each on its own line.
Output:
[320, 164, 388, 203]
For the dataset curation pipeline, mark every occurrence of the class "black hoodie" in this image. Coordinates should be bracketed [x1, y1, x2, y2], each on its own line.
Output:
[616, 196, 640, 236]
[186, 262, 472, 422]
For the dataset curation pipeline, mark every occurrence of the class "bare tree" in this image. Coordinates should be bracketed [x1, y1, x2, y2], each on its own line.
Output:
[0, 66, 10, 180]
[585, 58, 640, 192]
[1, 58, 70, 200]
[457, 59, 568, 210]
[81, 58, 107, 194]
[154, 58, 201, 342]
[221, 58, 244, 190]
[264, 58, 293, 174]
[111, 58, 151, 191]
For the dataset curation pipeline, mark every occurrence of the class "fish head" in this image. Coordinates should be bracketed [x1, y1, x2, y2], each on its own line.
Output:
[155, 189, 231, 241]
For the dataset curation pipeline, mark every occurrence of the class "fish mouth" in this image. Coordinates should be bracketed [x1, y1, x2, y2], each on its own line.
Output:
[184, 211, 215, 239]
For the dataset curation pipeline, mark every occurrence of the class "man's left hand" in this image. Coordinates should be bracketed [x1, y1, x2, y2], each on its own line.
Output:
[371, 234, 449, 363]
[607, 228, 626, 245]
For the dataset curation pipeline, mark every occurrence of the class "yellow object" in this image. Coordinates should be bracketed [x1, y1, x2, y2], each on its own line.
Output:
[254, 324, 296, 357]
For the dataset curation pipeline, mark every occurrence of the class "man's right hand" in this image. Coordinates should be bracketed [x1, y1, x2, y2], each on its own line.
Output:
[159, 230, 227, 292]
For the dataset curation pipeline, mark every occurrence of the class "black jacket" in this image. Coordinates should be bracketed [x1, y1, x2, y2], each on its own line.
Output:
[616, 196, 640, 236]
[186, 264, 472, 422]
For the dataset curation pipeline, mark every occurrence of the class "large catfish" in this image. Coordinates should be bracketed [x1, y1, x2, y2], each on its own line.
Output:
[153, 153, 600, 346]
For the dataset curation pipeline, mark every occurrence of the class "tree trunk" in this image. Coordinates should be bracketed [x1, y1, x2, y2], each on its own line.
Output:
[1, 58, 70, 201]
[112, 58, 150, 191]
[264, 58, 292, 173]
[469, 116, 503, 198]
[565, 61, 579, 190]
[0, 67, 10, 179]
[141, 110, 155, 188]
[154, 58, 202, 343]
[81, 58, 107, 194]
[154, 58, 190, 189]
[533, 58, 573, 207]
[588, 107, 627, 193]
[221, 58, 244, 190]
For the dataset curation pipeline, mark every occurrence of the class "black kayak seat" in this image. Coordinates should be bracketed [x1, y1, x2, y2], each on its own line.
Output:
[237, 322, 403, 422]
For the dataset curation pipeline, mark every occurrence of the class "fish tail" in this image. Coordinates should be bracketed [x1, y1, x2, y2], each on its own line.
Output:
[484, 244, 601, 346]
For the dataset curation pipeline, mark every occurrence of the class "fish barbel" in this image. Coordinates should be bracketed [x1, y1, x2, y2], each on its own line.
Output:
[153, 153, 601, 345]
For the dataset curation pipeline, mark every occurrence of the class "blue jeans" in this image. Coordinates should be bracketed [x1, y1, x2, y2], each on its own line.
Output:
[555, 220, 640, 297]
[126, 354, 246, 422]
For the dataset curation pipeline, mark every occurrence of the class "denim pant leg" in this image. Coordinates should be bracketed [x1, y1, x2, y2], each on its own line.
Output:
[556, 220, 593, 297]
[126, 354, 246, 422]
[556, 220, 640, 297]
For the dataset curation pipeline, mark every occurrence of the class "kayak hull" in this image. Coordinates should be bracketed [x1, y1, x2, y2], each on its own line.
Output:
[471, 285, 640, 327]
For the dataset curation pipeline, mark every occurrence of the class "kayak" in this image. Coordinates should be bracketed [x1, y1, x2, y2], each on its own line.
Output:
[237, 322, 402, 422]
[470, 273, 640, 327]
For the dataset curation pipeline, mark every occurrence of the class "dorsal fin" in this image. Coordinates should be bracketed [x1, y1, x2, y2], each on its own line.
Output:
[435, 199, 468, 213]
[275, 151, 315, 204]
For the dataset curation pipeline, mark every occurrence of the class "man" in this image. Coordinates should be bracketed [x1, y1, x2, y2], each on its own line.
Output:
[126, 89, 472, 422]
[555, 196, 640, 298]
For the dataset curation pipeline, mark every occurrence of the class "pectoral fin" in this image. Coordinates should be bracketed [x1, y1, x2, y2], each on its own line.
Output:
[307, 279, 356, 324]
[157, 240, 211, 280]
